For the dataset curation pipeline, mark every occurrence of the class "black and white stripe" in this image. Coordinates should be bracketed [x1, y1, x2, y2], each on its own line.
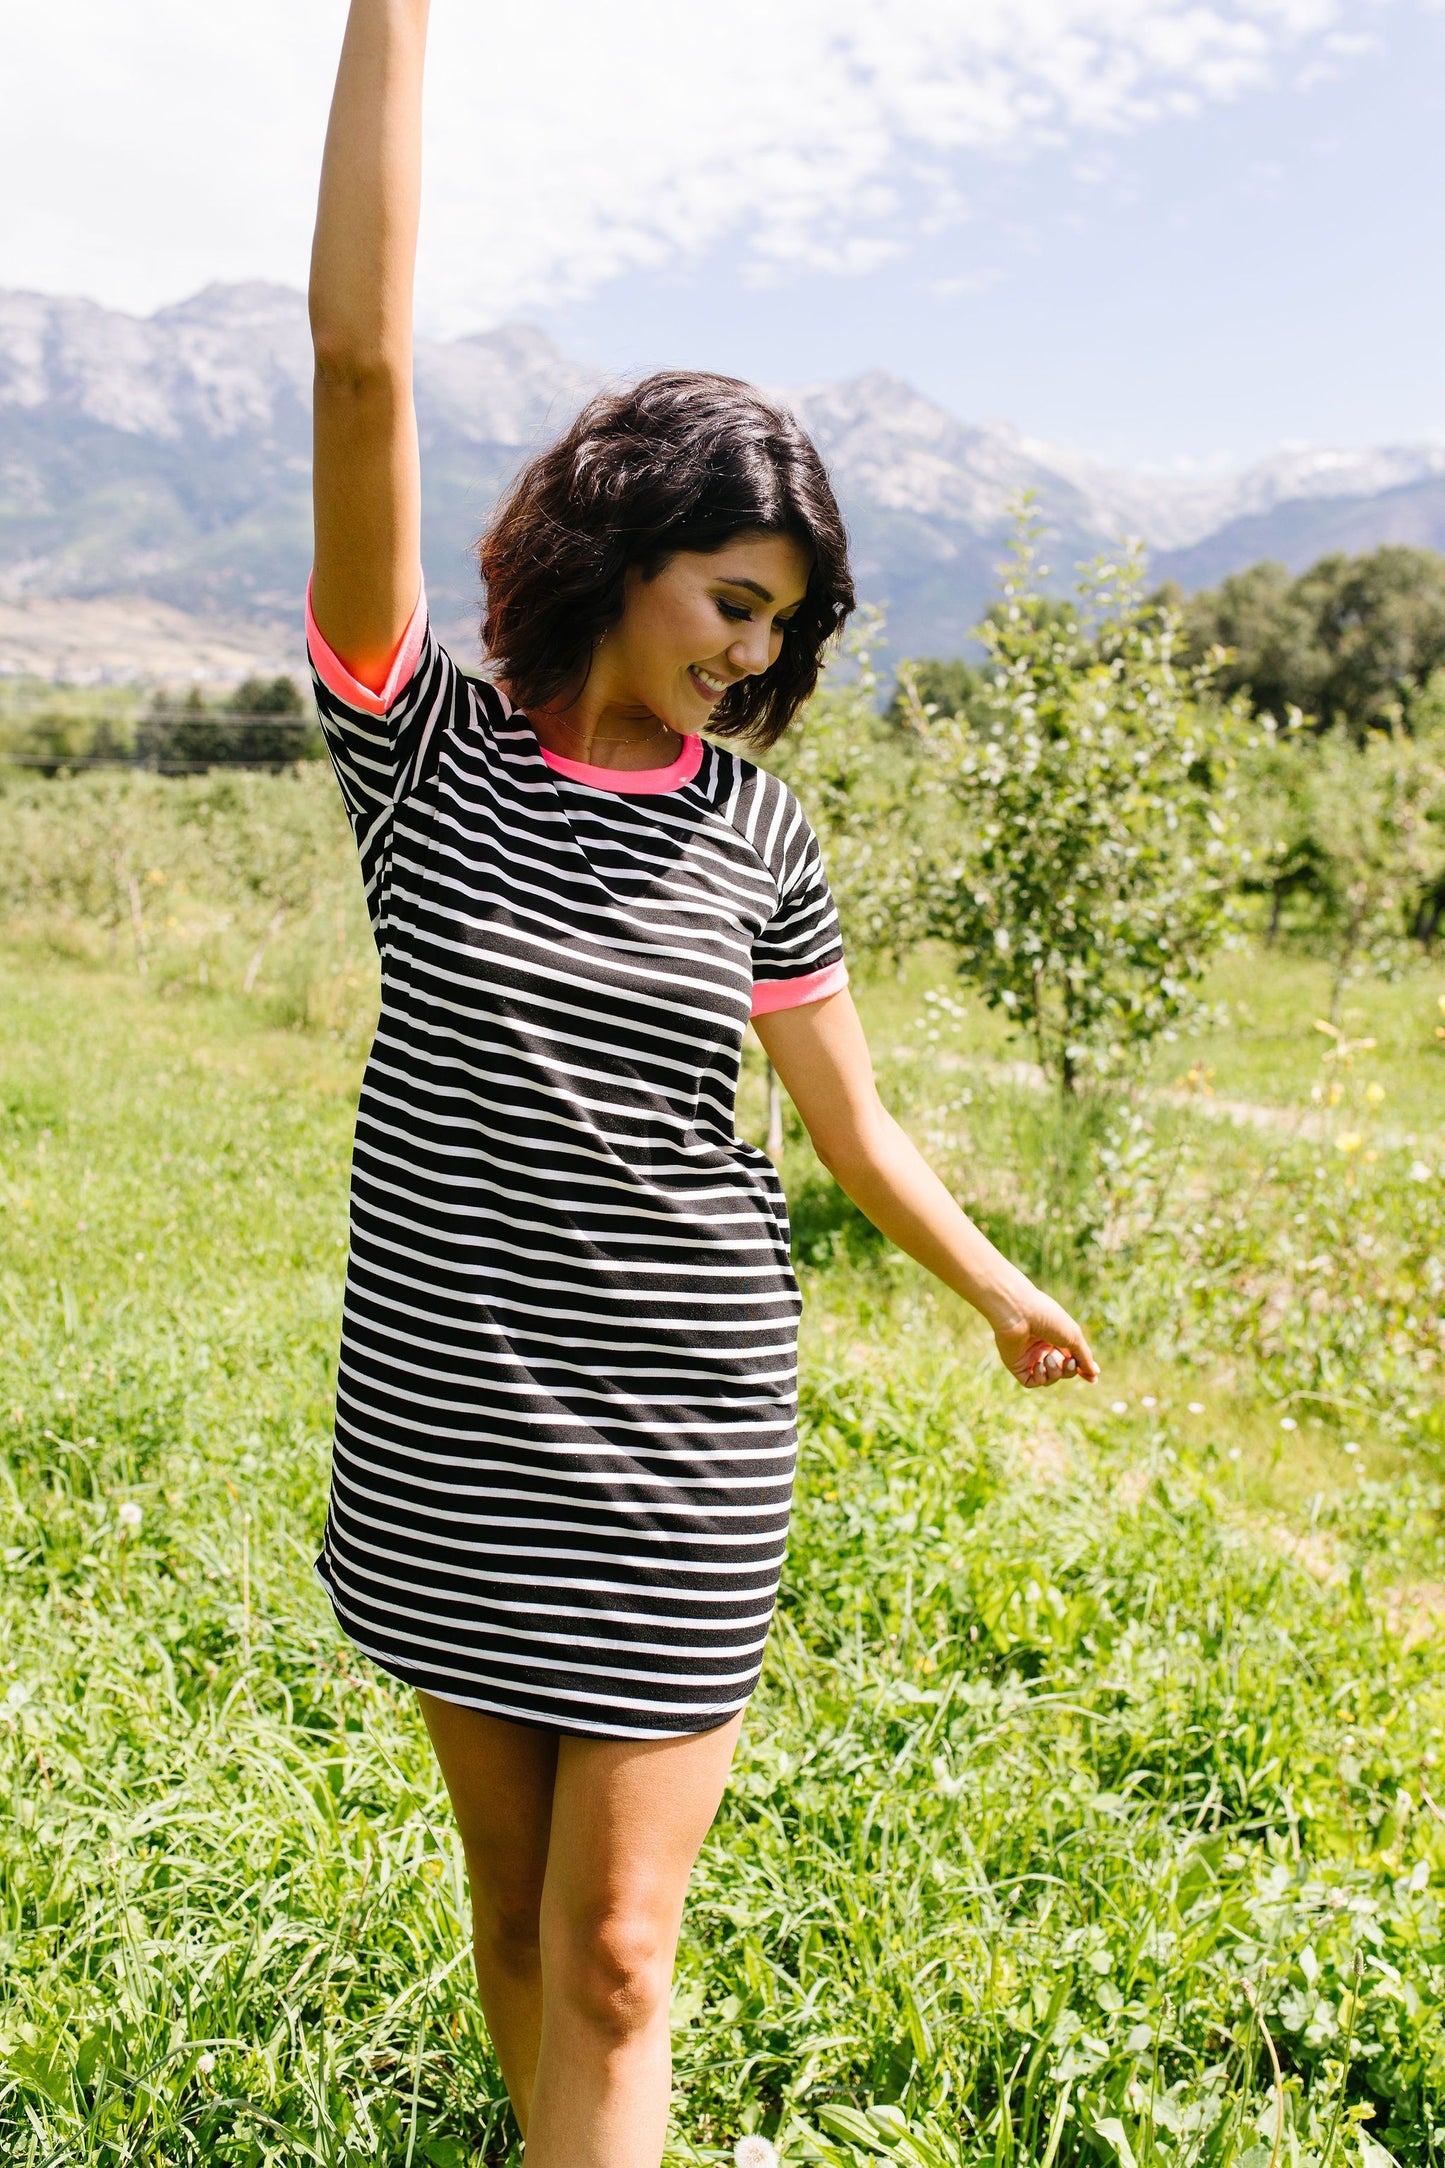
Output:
[310, 622, 845, 1737]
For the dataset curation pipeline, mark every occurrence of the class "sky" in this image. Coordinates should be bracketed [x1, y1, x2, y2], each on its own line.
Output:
[5, 0, 1444, 471]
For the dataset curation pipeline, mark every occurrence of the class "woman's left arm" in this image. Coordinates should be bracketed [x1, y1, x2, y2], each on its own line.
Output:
[753, 988, 1099, 1390]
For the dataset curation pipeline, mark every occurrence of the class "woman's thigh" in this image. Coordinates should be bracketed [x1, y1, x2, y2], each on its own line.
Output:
[417, 1690, 559, 1920]
[540, 1713, 745, 1969]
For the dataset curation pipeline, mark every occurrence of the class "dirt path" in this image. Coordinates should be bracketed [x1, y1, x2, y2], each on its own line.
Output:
[907, 1047, 1431, 1150]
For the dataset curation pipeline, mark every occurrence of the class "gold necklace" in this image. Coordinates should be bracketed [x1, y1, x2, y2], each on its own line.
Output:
[555, 716, 676, 757]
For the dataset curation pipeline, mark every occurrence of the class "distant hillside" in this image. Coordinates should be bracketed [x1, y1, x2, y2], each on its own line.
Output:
[1155, 475, 1445, 591]
[3, 281, 1443, 679]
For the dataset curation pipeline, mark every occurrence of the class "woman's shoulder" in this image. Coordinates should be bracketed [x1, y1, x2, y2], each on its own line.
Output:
[702, 741, 816, 867]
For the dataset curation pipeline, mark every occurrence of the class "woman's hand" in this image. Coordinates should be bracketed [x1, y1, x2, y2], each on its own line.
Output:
[991, 1288, 1099, 1390]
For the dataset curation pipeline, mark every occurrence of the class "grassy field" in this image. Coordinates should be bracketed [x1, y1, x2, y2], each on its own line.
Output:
[2, 767, 1444, 2165]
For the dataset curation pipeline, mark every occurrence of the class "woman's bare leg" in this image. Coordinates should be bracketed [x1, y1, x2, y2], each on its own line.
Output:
[524, 1712, 745, 2168]
[416, 1691, 558, 2131]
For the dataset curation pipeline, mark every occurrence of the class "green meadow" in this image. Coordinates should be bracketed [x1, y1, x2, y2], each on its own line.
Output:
[2, 769, 1444, 2165]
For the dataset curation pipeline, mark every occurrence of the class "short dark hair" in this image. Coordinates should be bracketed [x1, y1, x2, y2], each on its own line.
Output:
[479, 371, 854, 748]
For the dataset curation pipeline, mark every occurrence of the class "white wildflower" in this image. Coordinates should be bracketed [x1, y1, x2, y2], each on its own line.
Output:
[1279, 1416, 1298, 1433]
[1187, 1402, 1205, 1414]
[1110, 1400, 1128, 1415]
[196, 2051, 216, 2075]
[734, 2140, 779, 2168]
[117, 1501, 143, 1531]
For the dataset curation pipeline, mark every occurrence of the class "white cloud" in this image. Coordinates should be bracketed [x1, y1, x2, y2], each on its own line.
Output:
[0, 0, 1400, 328]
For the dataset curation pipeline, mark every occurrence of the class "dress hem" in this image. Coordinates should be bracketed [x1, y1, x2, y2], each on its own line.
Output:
[312, 1555, 753, 1743]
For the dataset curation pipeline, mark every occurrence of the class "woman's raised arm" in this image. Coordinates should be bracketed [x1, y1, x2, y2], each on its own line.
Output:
[309, 0, 430, 688]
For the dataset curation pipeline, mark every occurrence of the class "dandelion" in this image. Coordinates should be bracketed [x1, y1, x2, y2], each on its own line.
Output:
[1409, 1162, 1432, 1182]
[1335, 1133, 1363, 1154]
[196, 2051, 216, 2076]
[1187, 1401, 1205, 1414]
[1279, 1416, 1298, 1433]
[1110, 1400, 1129, 1415]
[1141, 1395, 1157, 1409]
[1365, 1082, 1386, 1104]
[734, 2140, 779, 2168]
[117, 1501, 143, 1531]
[1344, 1442, 1360, 1456]
[1228, 1447, 1242, 1462]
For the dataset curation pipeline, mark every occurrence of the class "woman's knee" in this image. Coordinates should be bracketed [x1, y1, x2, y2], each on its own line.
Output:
[544, 1906, 672, 2045]
[464, 1851, 544, 1978]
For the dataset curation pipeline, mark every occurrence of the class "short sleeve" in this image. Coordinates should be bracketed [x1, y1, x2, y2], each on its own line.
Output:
[306, 577, 456, 834]
[306, 577, 462, 943]
[749, 794, 849, 1017]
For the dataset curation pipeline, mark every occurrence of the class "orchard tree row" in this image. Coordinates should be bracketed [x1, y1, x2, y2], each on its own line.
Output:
[783, 518, 1445, 1092]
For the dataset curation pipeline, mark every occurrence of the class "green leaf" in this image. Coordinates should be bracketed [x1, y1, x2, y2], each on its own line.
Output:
[1093, 2117, 1139, 2168]
[817, 2104, 899, 2153]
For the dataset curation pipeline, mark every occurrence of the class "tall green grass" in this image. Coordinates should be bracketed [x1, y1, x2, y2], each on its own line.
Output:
[3, 960, 1444, 2165]
[2, 769, 1443, 2164]
[0, 769, 376, 1047]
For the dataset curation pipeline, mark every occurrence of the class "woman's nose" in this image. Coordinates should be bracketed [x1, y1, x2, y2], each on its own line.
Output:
[728, 624, 775, 674]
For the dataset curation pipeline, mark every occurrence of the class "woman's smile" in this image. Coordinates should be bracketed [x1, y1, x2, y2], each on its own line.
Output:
[688, 663, 730, 704]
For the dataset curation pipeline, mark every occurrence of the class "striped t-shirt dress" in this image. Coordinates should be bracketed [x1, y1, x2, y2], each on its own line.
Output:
[307, 587, 849, 1739]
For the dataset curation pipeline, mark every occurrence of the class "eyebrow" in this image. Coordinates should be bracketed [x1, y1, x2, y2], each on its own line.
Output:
[715, 575, 803, 609]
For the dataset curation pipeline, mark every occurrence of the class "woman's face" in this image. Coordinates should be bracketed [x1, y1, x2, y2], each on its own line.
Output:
[601, 531, 812, 736]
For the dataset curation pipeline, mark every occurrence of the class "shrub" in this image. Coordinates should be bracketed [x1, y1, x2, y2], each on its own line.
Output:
[912, 515, 1251, 1092]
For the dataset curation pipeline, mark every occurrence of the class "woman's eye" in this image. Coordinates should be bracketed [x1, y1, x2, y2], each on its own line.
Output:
[716, 600, 751, 623]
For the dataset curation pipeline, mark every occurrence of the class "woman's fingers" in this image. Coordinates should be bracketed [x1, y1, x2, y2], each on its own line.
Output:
[1046, 1315, 1099, 1384]
[1067, 1327, 1100, 1384]
[1019, 1332, 1097, 1388]
[1020, 1343, 1058, 1386]
[997, 1299, 1100, 1390]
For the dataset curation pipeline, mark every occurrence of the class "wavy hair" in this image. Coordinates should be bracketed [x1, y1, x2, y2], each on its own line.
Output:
[479, 371, 854, 748]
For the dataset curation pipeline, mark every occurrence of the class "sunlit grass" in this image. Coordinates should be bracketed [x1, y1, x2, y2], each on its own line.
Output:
[1148, 949, 1445, 1136]
[3, 953, 1444, 2164]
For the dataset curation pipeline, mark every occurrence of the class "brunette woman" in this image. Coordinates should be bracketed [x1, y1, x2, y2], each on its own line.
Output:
[307, 5, 1098, 2160]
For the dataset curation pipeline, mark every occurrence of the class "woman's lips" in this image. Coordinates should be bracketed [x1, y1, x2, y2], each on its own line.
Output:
[689, 665, 729, 703]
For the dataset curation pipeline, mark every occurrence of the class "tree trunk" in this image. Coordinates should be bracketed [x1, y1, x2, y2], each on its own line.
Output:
[243, 906, 286, 996]
[115, 855, 148, 976]
[1412, 876, 1445, 948]
[1328, 903, 1365, 1024]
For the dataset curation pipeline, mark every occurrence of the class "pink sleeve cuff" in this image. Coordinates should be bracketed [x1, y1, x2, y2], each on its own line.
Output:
[749, 959, 850, 1017]
[305, 574, 428, 716]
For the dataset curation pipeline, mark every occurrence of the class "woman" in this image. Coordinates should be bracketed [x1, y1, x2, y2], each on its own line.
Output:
[307, 4, 1098, 2160]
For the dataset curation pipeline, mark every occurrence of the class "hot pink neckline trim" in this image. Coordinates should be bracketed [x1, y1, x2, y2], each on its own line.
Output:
[749, 959, 850, 1018]
[305, 574, 428, 716]
[539, 731, 703, 795]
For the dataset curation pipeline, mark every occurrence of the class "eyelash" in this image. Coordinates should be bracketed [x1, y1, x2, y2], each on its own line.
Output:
[716, 600, 793, 633]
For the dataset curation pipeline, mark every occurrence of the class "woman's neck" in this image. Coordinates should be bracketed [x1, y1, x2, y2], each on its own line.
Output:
[527, 689, 683, 772]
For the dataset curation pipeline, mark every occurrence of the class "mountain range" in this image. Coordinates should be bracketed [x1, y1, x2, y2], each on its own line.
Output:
[3, 280, 1444, 682]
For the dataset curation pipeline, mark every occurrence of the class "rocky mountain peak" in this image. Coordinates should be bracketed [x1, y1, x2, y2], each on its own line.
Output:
[1, 281, 1442, 676]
